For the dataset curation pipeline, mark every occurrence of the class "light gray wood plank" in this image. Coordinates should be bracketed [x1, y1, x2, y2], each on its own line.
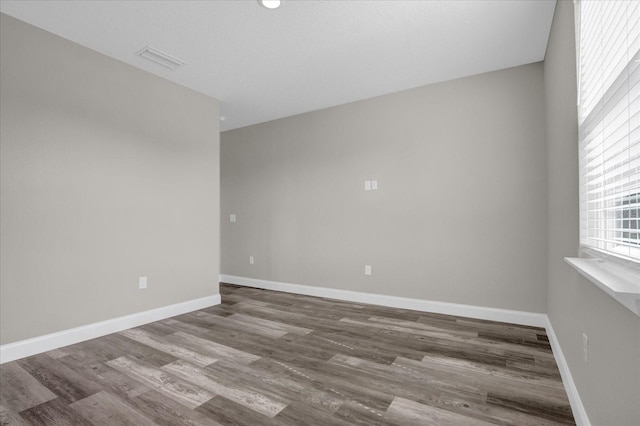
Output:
[339, 317, 478, 341]
[386, 397, 495, 426]
[120, 328, 218, 367]
[43, 349, 69, 360]
[162, 359, 288, 417]
[367, 315, 479, 337]
[164, 331, 260, 365]
[228, 313, 314, 336]
[107, 356, 214, 409]
[212, 358, 343, 415]
[191, 311, 289, 339]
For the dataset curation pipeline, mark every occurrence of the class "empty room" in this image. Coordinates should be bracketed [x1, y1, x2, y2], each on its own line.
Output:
[0, 0, 638, 425]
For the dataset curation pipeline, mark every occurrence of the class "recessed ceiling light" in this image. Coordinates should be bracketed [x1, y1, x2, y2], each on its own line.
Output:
[258, 0, 281, 10]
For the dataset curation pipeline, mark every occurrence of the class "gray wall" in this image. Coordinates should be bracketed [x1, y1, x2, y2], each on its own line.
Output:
[0, 14, 220, 345]
[544, 2, 640, 425]
[222, 63, 547, 313]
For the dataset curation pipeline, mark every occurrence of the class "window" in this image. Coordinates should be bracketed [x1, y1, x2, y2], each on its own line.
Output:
[577, 0, 640, 264]
[617, 192, 639, 247]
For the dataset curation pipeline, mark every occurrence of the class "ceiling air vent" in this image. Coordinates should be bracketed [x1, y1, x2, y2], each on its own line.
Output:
[136, 46, 186, 70]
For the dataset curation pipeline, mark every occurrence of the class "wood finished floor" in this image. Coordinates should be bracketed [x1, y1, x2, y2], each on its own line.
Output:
[0, 284, 575, 425]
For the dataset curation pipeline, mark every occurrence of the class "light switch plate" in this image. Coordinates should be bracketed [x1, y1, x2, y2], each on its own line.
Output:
[364, 180, 372, 191]
[230, 214, 236, 223]
[582, 333, 589, 363]
[364, 265, 372, 275]
[139, 276, 147, 289]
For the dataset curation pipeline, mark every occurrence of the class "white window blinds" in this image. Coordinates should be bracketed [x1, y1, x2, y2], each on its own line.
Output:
[577, 0, 640, 263]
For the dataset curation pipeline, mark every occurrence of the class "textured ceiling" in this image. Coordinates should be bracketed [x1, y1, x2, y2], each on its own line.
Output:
[0, 0, 556, 131]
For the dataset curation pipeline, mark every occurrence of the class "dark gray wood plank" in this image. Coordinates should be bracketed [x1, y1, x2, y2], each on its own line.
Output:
[16, 355, 100, 404]
[56, 352, 149, 400]
[273, 400, 352, 426]
[69, 391, 156, 426]
[130, 389, 223, 426]
[18, 398, 92, 426]
[332, 401, 398, 426]
[76, 333, 178, 367]
[486, 392, 575, 425]
[0, 403, 28, 425]
[0, 363, 56, 412]
[195, 395, 277, 426]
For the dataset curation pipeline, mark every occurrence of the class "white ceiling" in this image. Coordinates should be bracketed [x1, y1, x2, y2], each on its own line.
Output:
[0, 0, 556, 131]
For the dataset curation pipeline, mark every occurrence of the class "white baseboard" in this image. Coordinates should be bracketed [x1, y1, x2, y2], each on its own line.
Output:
[220, 274, 547, 327]
[0, 294, 221, 364]
[544, 317, 591, 426]
[220, 274, 589, 425]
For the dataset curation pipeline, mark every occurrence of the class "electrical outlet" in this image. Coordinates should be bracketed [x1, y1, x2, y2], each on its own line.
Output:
[364, 264, 372, 275]
[249, 256, 254, 265]
[364, 180, 378, 191]
[230, 214, 237, 223]
[582, 333, 589, 363]
[139, 276, 147, 290]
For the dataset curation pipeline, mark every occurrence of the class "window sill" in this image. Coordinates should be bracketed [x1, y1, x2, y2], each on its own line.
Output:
[564, 257, 640, 317]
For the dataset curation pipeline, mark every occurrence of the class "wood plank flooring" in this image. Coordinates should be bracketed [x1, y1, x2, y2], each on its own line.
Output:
[0, 284, 575, 425]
